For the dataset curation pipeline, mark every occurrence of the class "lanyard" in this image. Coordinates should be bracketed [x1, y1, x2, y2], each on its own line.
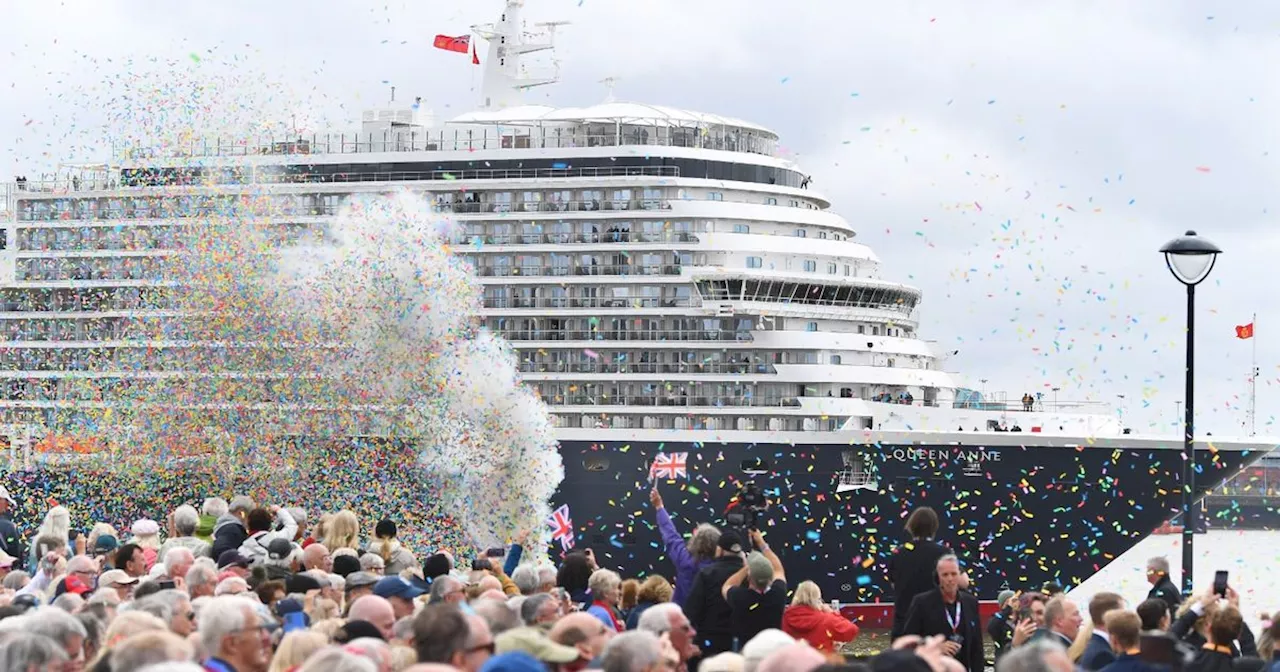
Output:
[944, 601, 961, 634]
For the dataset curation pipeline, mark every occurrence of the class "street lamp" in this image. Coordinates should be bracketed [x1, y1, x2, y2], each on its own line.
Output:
[1159, 229, 1222, 596]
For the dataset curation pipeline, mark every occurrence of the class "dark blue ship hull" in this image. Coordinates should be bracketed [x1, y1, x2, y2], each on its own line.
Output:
[554, 433, 1268, 601]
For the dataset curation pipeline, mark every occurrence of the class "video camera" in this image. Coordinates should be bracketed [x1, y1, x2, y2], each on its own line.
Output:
[724, 482, 769, 548]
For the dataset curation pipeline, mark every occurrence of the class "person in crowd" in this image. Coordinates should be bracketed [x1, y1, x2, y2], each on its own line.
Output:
[1080, 592, 1127, 670]
[412, 603, 473, 667]
[1185, 605, 1261, 672]
[238, 507, 298, 563]
[557, 550, 596, 606]
[360, 552, 386, 575]
[159, 547, 196, 586]
[0, 485, 22, 567]
[27, 505, 71, 570]
[512, 564, 541, 597]
[650, 485, 720, 608]
[1146, 556, 1183, 616]
[620, 578, 641, 622]
[781, 580, 858, 653]
[601, 630, 676, 672]
[200, 595, 272, 671]
[626, 575, 674, 631]
[550, 611, 615, 664]
[186, 563, 218, 599]
[369, 519, 421, 576]
[300, 543, 331, 575]
[159, 505, 213, 560]
[129, 518, 164, 571]
[348, 594, 397, 640]
[586, 569, 626, 633]
[521, 592, 562, 627]
[1171, 586, 1258, 657]
[902, 554, 984, 672]
[199, 498, 229, 545]
[92, 533, 119, 569]
[376, 575, 429, 619]
[321, 509, 361, 553]
[1097, 610, 1161, 672]
[637, 602, 698, 670]
[1136, 598, 1172, 632]
[998, 638, 1074, 672]
[211, 496, 255, 561]
[268, 631, 328, 672]
[494, 623, 581, 669]
[888, 506, 952, 639]
[721, 529, 787, 648]
[1033, 596, 1085, 651]
[989, 589, 1018, 660]
[685, 530, 747, 657]
[117, 543, 149, 578]
[428, 574, 466, 607]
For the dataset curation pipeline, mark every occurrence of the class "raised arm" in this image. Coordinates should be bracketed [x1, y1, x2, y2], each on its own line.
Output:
[651, 487, 696, 571]
[720, 562, 749, 600]
[750, 530, 785, 582]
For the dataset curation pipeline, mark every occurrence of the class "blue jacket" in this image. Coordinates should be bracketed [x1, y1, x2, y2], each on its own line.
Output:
[1099, 653, 1164, 672]
[1081, 632, 1118, 671]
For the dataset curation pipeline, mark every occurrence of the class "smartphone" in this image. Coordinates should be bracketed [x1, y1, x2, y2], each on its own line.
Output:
[1213, 570, 1228, 597]
[485, 547, 505, 558]
[157, 580, 176, 591]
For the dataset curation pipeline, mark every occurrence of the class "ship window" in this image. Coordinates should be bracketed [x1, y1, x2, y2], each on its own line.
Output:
[831, 355, 841, 365]
[844, 265, 851, 276]
[707, 192, 723, 201]
[857, 325, 865, 334]
[806, 322, 818, 332]
[746, 256, 762, 269]
[733, 224, 750, 234]
[803, 260, 816, 272]
[766, 197, 778, 205]
[827, 262, 837, 274]
[819, 231, 828, 239]
[795, 229, 807, 238]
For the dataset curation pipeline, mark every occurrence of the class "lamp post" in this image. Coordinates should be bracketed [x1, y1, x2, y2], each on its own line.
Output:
[1159, 229, 1222, 596]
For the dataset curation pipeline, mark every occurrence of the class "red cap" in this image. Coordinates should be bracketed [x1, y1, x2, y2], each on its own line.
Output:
[63, 574, 93, 596]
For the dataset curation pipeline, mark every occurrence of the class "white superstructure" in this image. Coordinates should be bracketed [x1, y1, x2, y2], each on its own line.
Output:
[0, 1, 1121, 441]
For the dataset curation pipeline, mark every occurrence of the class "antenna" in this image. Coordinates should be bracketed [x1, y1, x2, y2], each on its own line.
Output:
[599, 76, 620, 103]
[390, 85, 396, 103]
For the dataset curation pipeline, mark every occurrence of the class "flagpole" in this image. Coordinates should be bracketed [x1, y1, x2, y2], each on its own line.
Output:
[1250, 312, 1257, 436]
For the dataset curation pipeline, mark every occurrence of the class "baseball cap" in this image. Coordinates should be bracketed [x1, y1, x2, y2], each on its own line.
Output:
[93, 534, 119, 555]
[55, 575, 94, 597]
[99, 569, 139, 588]
[718, 530, 744, 554]
[0, 550, 15, 569]
[373, 576, 427, 600]
[997, 590, 1017, 608]
[266, 538, 293, 561]
[0, 484, 14, 506]
[496, 627, 581, 664]
[344, 571, 380, 591]
[217, 550, 251, 569]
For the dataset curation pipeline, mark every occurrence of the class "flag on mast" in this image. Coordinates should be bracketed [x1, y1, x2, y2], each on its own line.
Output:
[1235, 323, 1255, 339]
[433, 34, 471, 54]
[472, 42, 481, 65]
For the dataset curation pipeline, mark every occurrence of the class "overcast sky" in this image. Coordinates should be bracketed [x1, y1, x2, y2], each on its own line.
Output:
[4, 0, 1280, 437]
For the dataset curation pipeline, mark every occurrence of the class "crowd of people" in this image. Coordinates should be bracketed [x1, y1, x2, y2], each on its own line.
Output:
[0, 477, 1276, 672]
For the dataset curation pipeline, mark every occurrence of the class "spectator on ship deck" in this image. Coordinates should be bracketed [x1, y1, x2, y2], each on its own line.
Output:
[649, 485, 720, 608]
[887, 506, 951, 639]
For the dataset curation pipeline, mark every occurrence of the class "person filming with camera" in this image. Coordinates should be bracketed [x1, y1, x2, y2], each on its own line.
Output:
[720, 528, 787, 649]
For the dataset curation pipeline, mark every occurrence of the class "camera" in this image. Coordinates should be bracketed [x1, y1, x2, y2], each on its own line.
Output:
[724, 482, 769, 546]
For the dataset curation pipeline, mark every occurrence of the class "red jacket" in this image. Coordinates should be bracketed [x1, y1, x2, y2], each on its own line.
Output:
[781, 604, 859, 653]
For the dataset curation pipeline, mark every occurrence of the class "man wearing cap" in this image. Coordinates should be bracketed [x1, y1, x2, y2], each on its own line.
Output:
[0, 549, 16, 581]
[92, 535, 119, 569]
[375, 575, 428, 619]
[217, 550, 252, 579]
[988, 589, 1018, 661]
[684, 529, 747, 657]
[100, 569, 140, 601]
[0, 484, 22, 568]
[344, 571, 380, 611]
[497, 626, 581, 670]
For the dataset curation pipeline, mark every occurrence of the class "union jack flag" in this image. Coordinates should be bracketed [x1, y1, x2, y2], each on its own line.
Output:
[650, 452, 689, 480]
[547, 504, 574, 551]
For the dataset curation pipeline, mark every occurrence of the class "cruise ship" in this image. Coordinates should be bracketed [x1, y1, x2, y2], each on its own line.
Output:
[0, 1, 1272, 600]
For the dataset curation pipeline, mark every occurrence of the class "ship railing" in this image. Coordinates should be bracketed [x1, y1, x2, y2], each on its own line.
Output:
[457, 231, 698, 246]
[496, 329, 753, 343]
[448, 199, 675, 214]
[470, 264, 682, 277]
[110, 128, 779, 161]
[249, 165, 681, 186]
[552, 395, 801, 408]
[518, 362, 778, 375]
[482, 297, 699, 310]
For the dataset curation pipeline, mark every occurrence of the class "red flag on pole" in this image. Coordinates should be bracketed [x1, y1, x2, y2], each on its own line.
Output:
[433, 34, 471, 54]
[472, 43, 481, 65]
[1236, 323, 1254, 339]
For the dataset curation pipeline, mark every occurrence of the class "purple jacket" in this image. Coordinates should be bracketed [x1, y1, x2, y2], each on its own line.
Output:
[657, 507, 714, 606]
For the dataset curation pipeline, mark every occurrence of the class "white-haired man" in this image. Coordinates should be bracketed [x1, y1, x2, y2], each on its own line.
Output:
[159, 547, 196, 588]
[186, 562, 218, 599]
[200, 595, 271, 672]
[0, 606, 89, 670]
[1145, 556, 1182, 616]
[160, 505, 212, 560]
[638, 603, 699, 670]
[902, 554, 983, 672]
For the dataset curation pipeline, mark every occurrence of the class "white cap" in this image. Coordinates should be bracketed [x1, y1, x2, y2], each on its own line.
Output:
[0, 484, 14, 506]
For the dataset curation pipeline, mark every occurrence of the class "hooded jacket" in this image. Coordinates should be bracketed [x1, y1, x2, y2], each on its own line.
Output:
[781, 604, 859, 653]
[368, 538, 420, 576]
[195, 514, 217, 543]
[211, 513, 249, 561]
[238, 509, 299, 563]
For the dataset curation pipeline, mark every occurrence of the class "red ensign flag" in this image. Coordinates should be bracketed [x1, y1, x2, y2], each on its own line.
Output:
[433, 34, 471, 54]
[1236, 323, 1254, 339]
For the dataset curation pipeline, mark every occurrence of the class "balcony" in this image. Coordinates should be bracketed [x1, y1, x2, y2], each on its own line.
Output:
[497, 329, 753, 343]
[518, 362, 777, 375]
[482, 297, 696, 310]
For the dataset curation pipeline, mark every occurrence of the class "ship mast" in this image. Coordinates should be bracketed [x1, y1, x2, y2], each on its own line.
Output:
[471, 0, 568, 109]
